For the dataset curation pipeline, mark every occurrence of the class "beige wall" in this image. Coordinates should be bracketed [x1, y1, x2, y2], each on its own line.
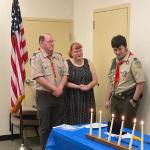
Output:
[73, 0, 150, 134]
[0, 0, 73, 135]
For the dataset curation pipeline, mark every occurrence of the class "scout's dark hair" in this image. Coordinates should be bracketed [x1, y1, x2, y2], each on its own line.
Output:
[111, 35, 127, 48]
[69, 42, 82, 58]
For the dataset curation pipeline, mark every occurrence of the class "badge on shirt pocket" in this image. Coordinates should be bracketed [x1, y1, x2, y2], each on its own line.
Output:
[121, 71, 128, 78]
[42, 63, 52, 76]
[120, 66, 130, 79]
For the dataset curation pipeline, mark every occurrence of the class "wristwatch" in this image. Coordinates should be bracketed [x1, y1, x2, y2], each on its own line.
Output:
[132, 98, 139, 103]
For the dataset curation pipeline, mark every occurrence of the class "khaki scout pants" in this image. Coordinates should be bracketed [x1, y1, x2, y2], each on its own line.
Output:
[36, 90, 64, 149]
[111, 88, 139, 129]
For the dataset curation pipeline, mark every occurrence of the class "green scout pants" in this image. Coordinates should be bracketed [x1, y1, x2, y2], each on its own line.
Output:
[111, 88, 139, 129]
[36, 90, 64, 148]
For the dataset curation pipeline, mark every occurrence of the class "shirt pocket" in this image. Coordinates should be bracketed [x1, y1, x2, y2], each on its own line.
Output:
[42, 63, 52, 76]
[120, 66, 131, 80]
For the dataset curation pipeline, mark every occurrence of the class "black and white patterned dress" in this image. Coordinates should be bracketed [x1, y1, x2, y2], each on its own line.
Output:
[64, 58, 96, 125]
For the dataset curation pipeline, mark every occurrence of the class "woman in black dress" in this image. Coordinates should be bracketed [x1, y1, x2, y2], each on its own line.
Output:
[64, 42, 98, 125]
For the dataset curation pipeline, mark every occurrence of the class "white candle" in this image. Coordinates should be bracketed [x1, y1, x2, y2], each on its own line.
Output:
[108, 114, 115, 142]
[129, 118, 137, 149]
[98, 110, 102, 138]
[141, 120, 144, 150]
[118, 116, 125, 145]
[89, 108, 93, 135]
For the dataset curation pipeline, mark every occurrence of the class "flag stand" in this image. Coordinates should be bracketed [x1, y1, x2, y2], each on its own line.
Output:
[86, 134, 133, 150]
[18, 105, 28, 150]
[18, 144, 28, 150]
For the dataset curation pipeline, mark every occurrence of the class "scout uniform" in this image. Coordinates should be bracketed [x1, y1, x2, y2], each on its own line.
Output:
[31, 48, 68, 147]
[32, 48, 68, 89]
[108, 50, 145, 128]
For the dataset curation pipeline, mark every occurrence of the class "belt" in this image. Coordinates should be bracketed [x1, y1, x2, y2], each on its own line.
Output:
[112, 87, 136, 100]
[36, 90, 52, 95]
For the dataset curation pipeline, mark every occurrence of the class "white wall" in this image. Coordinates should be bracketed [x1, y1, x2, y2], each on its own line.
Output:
[20, 0, 73, 19]
[0, 0, 73, 135]
[73, 0, 150, 133]
[0, 0, 11, 136]
[130, 0, 150, 133]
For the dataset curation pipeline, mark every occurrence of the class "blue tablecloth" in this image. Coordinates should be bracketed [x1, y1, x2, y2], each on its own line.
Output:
[45, 124, 150, 150]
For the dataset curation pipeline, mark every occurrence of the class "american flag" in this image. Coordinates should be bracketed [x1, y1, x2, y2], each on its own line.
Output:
[11, 0, 28, 112]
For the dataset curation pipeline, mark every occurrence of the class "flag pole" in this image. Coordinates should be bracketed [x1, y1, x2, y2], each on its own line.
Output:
[18, 104, 28, 150]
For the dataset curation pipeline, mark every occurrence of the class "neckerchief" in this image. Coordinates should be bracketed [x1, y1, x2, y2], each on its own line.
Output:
[47, 55, 57, 82]
[114, 51, 133, 88]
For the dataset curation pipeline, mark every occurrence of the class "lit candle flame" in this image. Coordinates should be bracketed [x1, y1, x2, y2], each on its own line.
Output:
[99, 110, 102, 114]
[122, 116, 125, 121]
[112, 114, 115, 118]
[134, 118, 137, 123]
[141, 120, 144, 125]
[91, 108, 93, 112]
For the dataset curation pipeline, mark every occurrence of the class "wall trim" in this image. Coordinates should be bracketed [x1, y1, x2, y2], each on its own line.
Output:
[23, 17, 73, 23]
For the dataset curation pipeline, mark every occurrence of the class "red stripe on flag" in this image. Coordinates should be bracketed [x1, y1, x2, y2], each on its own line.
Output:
[23, 52, 28, 63]
[12, 34, 25, 84]
[11, 77, 18, 98]
[21, 40, 26, 49]
[11, 51, 22, 95]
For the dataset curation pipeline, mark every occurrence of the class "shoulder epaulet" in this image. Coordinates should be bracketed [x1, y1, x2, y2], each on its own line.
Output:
[133, 57, 141, 65]
[53, 52, 64, 61]
[55, 52, 62, 56]
[133, 57, 138, 61]
[32, 51, 40, 57]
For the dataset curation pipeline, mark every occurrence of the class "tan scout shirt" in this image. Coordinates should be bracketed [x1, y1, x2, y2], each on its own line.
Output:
[31, 48, 68, 91]
[108, 51, 145, 94]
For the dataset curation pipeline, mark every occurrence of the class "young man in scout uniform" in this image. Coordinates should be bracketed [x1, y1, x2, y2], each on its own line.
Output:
[105, 35, 145, 129]
[31, 33, 68, 149]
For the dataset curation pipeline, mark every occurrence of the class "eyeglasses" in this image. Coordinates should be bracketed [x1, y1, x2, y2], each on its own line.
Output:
[46, 40, 56, 43]
[73, 49, 82, 54]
